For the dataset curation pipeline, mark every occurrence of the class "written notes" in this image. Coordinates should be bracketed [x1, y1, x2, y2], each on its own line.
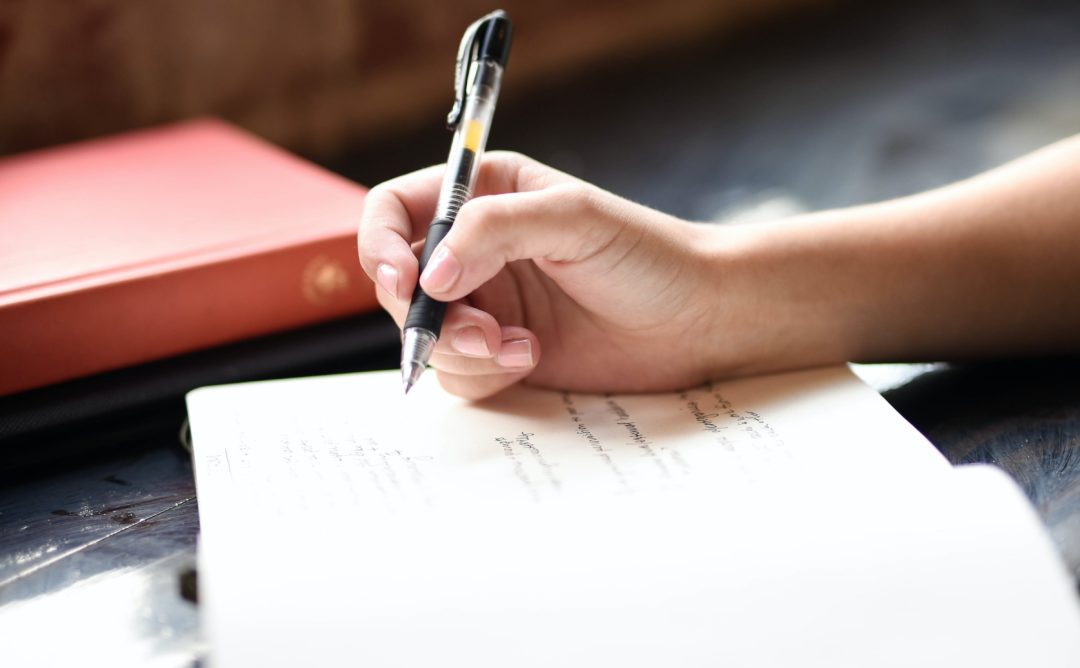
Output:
[188, 367, 930, 522]
[432, 377, 829, 512]
[192, 379, 439, 514]
[493, 431, 562, 501]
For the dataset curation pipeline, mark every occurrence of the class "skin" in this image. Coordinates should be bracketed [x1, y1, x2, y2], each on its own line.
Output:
[358, 137, 1080, 400]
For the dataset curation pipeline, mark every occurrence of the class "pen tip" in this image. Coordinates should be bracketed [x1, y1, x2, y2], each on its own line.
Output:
[401, 358, 426, 395]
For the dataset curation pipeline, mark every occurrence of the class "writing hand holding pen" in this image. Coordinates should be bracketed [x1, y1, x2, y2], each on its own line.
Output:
[397, 10, 512, 392]
[361, 10, 761, 399]
[358, 152, 748, 399]
[359, 135, 1080, 400]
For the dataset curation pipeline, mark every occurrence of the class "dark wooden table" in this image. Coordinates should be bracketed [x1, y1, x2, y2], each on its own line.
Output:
[3, 0, 1079, 663]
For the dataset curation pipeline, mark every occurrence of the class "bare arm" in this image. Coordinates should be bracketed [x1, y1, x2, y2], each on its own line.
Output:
[358, 137, 1080, 398]
[714, 134, 1080, 377]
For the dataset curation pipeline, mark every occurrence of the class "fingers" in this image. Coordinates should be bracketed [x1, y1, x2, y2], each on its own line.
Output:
[419, 183, 624, 303]
[427, 325, 541, 400]
[378, 287, 501, 355]
[360, 152, 574, 399]
[377, 280, 540, 391]
[428, 328, 537, 375]
[475, 151, 570, 196]
[358, 164, 444, 300]
[358, 153, 572, 298]
[434, 326, 539, 400]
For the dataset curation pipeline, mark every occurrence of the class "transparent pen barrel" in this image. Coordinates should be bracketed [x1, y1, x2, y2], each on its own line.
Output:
[435, 62, 503, 220]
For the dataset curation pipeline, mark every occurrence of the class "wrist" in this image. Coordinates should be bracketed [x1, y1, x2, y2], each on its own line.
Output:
[694, 215, 873, 379]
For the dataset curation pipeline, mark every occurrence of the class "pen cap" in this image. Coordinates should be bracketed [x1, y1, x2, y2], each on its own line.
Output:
[478, 12, 512, 67]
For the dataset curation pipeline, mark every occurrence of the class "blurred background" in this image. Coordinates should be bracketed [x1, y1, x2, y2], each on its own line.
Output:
[4, 0, 1078, 217]
[0, 0, 830, 157]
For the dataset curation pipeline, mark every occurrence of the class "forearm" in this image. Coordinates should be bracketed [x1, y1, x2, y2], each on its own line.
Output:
[713, 135, 1080, 372]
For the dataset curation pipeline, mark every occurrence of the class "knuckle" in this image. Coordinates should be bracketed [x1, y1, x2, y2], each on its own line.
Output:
[365, 182, 388, 200]
[459, 198, 500, 237]
[490, 149, 529, 167]
[359, 186, 390, 219]
[554, 182, 598, 218]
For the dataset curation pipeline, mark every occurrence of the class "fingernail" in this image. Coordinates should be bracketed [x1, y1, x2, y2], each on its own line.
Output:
[376, 264, 398, 298]
[497, 338, 533, 368]
[421, 246, 462, 293]
[451, 327, 490, 357]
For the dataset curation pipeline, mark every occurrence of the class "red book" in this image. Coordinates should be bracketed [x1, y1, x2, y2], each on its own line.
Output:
[0, 119, 377, 396]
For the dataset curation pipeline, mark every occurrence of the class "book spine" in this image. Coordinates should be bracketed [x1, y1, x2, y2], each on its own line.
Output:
[0, 234, 379, 395]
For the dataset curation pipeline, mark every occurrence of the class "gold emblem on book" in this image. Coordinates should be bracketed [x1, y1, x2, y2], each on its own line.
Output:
[301, 255, 350, 305]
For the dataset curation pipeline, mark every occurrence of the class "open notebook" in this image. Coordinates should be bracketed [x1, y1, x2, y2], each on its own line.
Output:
[187, 366, 1080, 667]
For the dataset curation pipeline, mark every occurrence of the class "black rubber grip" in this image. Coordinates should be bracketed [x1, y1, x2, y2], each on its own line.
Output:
[404, 219, 454, 333]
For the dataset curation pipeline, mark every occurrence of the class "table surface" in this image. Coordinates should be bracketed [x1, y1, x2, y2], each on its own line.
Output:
[4, 0, 1080, 664]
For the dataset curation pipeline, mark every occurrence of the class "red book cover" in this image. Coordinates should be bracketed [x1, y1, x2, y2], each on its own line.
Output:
[0, 119, 376, 395]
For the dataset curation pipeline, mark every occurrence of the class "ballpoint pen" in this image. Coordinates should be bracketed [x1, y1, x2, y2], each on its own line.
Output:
[400, 10, 512, 393]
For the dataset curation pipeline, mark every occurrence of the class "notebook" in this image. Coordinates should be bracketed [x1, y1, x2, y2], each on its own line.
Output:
[186, 366, 1080, 667]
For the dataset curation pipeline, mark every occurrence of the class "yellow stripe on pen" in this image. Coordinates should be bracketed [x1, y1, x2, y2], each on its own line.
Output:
[463, 120, 483, 152]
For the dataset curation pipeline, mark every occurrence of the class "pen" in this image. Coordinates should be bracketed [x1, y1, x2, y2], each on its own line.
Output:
[401, 10, 513, 393]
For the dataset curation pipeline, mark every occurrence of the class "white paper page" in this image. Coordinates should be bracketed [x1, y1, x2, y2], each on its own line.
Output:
[187, 366, 1080, 667]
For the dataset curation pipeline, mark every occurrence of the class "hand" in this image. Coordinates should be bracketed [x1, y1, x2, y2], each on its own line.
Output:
[357, 152, 730, 399]
[361, 136, 1080, 399]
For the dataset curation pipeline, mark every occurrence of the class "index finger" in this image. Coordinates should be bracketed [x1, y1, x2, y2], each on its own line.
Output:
[357, 164, 444, 299]
[357, 152, 573, 300]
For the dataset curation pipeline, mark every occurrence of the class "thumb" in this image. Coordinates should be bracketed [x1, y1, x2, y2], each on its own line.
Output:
[418, 183, 622, 302]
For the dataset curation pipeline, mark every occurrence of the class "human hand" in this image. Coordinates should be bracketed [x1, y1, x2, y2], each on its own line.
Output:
[363, 136, 1080, 400]
[358, 152, 743, 399]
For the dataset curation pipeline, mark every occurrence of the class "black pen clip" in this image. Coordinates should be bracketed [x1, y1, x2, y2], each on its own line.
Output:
[447, 10, 511, 130]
